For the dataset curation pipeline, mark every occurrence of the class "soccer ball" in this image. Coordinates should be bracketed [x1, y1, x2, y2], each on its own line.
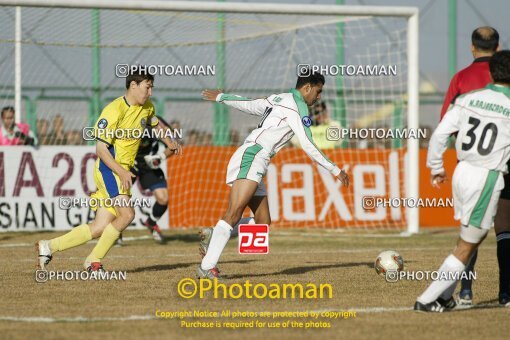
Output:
[374, 250, 404, 275]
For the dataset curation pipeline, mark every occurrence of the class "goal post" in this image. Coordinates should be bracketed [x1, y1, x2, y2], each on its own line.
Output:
[406, 12, 420, 235]
[0, 0, 420, 234]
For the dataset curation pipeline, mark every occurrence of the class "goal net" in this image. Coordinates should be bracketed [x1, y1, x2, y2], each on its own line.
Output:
[0, 1, 419, 232]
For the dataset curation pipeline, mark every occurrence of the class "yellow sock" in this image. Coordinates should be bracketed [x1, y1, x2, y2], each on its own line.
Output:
[86, 223, 120, 263]
[49, 224, 92, 253]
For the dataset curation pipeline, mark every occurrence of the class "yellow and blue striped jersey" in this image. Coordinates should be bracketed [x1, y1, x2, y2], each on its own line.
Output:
[94, 96, 159, 169]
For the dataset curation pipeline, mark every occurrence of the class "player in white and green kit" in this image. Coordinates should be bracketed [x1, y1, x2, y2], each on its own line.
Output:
[198, 71, 349, 278]
[415, 50, 510, 312]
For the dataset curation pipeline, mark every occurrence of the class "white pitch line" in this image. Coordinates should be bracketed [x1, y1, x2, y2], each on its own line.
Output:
[272, 231, 412, 238]
[5, 245, 498, 263]
[312, 307, 412, 313]
[121, 236, 152, 241]
[15, 253, 190, 262]
[268, 246, 496, 254]
[0, 235, 152, 248]
[313, 303, 502, 314]
[0, 315, 156, 323]
[0, 227, 466, 249]
[0, 243, 32, 248]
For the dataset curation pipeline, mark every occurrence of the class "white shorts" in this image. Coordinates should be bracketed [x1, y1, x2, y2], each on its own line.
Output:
[460, 225, 489, 244]
[226, 142, 270, 197]
[452, 161, 504, 230]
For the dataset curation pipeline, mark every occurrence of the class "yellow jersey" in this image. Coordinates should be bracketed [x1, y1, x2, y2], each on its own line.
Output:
[94, 96, 159, 169]
[310, 122, 338, 150]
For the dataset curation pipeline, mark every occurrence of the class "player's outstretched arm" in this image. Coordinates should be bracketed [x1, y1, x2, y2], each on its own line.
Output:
[336, 169, 350, 187]
[201, 88, 269, 116]
[202, 89, 222, 101]
[287, 111, 349, 187]
[427, 104, 462, 187]
[430, 170, 447, 189]
[96, 141, 135, 190]
[153, 120, 182, 157]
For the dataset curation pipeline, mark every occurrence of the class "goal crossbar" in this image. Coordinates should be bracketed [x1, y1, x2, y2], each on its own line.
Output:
[0, 0, 417, 17]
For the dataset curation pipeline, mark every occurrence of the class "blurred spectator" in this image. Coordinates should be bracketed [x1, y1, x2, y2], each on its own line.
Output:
[187, 129, 200, 145]
[170, 119, 180, 128]
[311, 101, 342, 149]
[229, 129, 240, 146]
[203, 132, 213, 146]
[65, 130, 85, 145]
[375, 125, 391, 149]
[0, 106, 37, 146]
[46, 115, 67, 145]
[169, 119, 183, 142]
[36, 118, 51, 145]
[355, 135, 376, 149]
[291, 101, 341, 149]
[419, 125, 433, 149]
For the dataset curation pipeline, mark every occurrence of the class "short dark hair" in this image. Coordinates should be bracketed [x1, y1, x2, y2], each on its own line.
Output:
[1, 106, 14, 118]
[296, 70, 325, 89]
[125, 65, 154, 89]
[489, 50, 510, 84]
[472, 26, 499, 52]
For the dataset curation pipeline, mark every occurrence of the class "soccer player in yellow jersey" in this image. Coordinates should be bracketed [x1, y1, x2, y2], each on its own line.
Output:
[36, 67, 181, 272]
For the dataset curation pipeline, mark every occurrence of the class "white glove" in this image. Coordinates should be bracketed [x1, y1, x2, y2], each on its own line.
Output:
[144, 154, 163, 169]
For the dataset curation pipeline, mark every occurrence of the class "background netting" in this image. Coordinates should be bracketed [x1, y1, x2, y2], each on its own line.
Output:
[0, 7, 410, 229]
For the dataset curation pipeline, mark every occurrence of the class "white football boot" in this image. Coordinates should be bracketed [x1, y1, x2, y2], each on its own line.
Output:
[35, 240, 52, 270]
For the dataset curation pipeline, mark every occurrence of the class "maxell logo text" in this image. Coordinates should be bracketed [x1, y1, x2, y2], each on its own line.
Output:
[239, 224, 269, 254]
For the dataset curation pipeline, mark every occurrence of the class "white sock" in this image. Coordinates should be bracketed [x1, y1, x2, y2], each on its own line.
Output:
[231, 217, 255, 237]
[417, 254, 465, 304]
[201, 220, 232, 270]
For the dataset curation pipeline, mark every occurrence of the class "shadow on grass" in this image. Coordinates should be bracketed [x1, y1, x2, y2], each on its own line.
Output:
[129, 259, 257, 273]
[457, 298, 505, 311]
[0, 235, 14, 242]
[162, 233, 201, 243]
[122, 233, 200, 246]
[226, 261, 374, 279]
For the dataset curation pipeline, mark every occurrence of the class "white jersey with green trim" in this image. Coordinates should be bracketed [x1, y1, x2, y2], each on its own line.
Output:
[428, 84, 510, 175]
[216, 88, 341, 176]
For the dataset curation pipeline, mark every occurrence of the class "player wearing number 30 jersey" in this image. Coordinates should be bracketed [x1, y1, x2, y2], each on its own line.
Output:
[428, 83, 510, 230]
[415, 51, 510, 312]
[197, 71, 349, 279]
